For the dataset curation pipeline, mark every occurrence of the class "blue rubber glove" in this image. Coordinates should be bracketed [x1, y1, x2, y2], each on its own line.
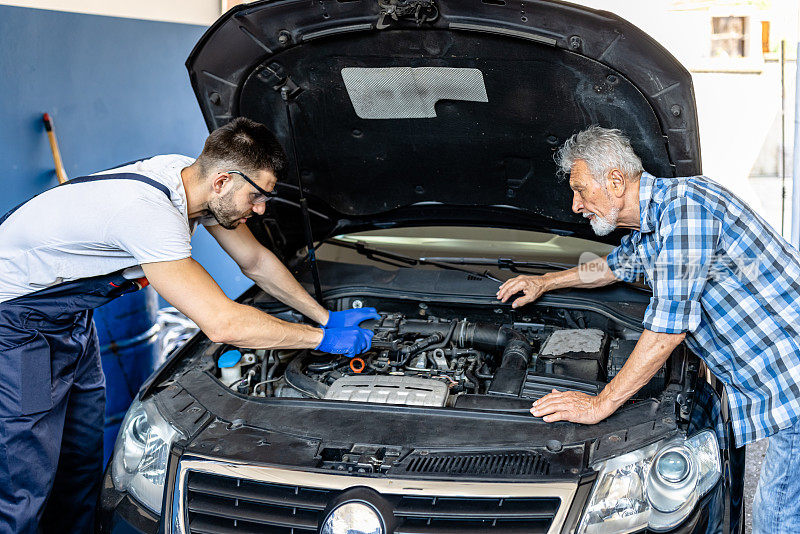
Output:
[316, 327, 375, 357]
[324, 307, 381, 329]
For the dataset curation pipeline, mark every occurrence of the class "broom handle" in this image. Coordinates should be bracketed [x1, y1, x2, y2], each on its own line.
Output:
[42, 113, 68, 183]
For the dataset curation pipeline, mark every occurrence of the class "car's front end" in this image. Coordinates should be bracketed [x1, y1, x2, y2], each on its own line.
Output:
[97, 0, 744, 532]
[98, 256, 742, 534]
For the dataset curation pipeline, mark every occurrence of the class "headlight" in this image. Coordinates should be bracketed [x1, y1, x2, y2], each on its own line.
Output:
[577, 430, 721, 534]
[686, 429, 722, 496]
[111, 397, 183, 514]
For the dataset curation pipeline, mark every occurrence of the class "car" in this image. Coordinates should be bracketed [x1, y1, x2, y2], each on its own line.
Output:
[96, 1, 745, 533]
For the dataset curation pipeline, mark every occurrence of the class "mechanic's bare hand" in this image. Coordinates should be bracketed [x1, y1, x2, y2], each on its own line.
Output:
[530, 389, 610, 424]
[496, 275, 548, 308]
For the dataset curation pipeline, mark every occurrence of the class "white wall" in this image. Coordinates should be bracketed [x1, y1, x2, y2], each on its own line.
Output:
[569, 0, 800, 234]
[0, 0, 220, 25]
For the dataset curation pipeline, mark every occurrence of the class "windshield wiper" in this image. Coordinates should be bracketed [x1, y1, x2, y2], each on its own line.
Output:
[323, 240, 503, 282]
[419, 257, 573, 273]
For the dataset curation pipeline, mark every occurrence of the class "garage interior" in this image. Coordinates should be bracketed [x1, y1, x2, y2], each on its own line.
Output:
[1, 1, 800, 533]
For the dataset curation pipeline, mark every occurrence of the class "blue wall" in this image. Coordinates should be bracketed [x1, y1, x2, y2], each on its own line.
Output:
[0, 5, 252, 298]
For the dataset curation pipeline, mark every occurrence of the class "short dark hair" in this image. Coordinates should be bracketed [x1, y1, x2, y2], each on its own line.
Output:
[197, 117, 288, 178]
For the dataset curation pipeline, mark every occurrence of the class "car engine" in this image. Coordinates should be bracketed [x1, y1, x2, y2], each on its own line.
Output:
[213, 304, 665, 409]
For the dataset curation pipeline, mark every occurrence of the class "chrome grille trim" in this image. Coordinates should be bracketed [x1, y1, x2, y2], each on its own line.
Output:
[170, 454, 577, 534]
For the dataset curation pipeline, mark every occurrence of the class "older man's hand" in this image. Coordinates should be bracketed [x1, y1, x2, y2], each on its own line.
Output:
[530, 389, 612, 424]
[496, 274, 549, 308]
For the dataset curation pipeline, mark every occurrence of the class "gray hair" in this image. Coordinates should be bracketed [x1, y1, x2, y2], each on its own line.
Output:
[555, 125, 644, 182]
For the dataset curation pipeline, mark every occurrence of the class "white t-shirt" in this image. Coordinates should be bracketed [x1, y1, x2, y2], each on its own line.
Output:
[0, 154, 217, 303]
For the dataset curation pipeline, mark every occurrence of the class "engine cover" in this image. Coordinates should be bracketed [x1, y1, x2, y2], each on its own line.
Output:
[324, 375, 448, 407]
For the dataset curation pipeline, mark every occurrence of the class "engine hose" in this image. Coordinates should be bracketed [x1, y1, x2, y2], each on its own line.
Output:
[260, 351, 270, 384]
[259, 350, 270, 397]
[393, 331, 445, 367]
[427, 320, 457, 351]
[393, 319, 534, 367]
[465, 362, 480, 393]
[475, 364, 494, 379]
[394, 319, 496, 350]
[265, 353, 280, 397]
[395, 319, 456, 338]
[285, 351, 329, 398]
[499, 328, 534, 370]
[307, 358, 346, 372]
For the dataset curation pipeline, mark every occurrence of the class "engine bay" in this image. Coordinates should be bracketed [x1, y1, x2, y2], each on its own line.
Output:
[212, 298, 667, 411]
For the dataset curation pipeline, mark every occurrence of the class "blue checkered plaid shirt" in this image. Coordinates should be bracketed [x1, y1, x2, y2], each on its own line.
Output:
[607, 172, 800, 446]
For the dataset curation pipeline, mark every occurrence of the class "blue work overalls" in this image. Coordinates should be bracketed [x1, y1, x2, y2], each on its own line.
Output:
[0, 174, 170, 533]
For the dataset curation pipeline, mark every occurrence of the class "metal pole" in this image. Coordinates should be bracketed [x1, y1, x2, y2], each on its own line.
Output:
[792, 40, 800, 248]
[781, 40, 786, 235]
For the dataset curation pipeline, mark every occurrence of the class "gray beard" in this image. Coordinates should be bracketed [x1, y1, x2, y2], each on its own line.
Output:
[584, 208, 619, 236]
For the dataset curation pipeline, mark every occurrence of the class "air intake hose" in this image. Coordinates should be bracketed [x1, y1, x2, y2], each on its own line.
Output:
[498, 328, 534, 370]
[392, 320, 532, 357]
[367, 318, 535, 368]
[285, 351, 329, 398]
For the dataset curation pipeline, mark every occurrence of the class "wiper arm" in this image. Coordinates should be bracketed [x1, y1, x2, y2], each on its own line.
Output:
[324, 240, 502, 282]
[331, 240, 418, 268]
[422, 256, 653, 294]
[420, 257, 573, 273]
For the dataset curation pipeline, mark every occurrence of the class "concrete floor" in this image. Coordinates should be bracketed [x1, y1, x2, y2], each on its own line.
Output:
[744, 439, 768, 534]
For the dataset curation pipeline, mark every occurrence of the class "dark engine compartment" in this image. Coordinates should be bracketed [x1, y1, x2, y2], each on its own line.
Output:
[211, 298, 667, 413]
[142, 290, 706, 480]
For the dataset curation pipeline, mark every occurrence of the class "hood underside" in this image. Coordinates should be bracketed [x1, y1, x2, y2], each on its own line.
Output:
[187, 0, 700, 242]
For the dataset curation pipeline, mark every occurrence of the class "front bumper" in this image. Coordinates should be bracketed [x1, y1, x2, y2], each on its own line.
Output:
[96, 455, 728, 534]
[96, 465, 160, 534]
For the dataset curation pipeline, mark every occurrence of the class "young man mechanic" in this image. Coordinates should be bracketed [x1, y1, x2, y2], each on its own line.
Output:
[0, 117, 378, 533]
[497, 125, 800, 533]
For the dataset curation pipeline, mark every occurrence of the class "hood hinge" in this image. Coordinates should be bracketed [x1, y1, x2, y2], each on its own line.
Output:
[258, 62, 303, 100]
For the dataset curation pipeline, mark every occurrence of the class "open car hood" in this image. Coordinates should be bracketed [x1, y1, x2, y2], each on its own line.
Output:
[186, 0, 700, 244]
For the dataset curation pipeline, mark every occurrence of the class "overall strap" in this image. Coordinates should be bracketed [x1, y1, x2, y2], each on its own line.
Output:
[62, 173, 172, 200]
[0, 171, 171, 226]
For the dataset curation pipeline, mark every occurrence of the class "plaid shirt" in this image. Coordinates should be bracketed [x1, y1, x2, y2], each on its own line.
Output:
[607, 172, 800, 446]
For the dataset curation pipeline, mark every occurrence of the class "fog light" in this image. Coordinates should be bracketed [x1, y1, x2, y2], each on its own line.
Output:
[321, 501, 384, 534]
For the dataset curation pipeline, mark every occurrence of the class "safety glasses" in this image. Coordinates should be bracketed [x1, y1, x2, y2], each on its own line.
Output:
[224, 170, 278, 204]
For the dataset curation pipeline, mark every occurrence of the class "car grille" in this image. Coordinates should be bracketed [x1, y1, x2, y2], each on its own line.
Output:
[184, 471, 561, 534]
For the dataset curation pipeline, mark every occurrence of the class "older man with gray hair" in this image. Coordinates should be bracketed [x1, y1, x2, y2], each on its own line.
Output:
[496, 125, 800, 532]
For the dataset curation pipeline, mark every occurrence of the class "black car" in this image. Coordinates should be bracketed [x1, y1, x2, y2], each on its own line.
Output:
[97, 1, 744, 533]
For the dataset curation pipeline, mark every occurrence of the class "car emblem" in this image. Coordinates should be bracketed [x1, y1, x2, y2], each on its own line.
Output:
[320, 500, 385, 534]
